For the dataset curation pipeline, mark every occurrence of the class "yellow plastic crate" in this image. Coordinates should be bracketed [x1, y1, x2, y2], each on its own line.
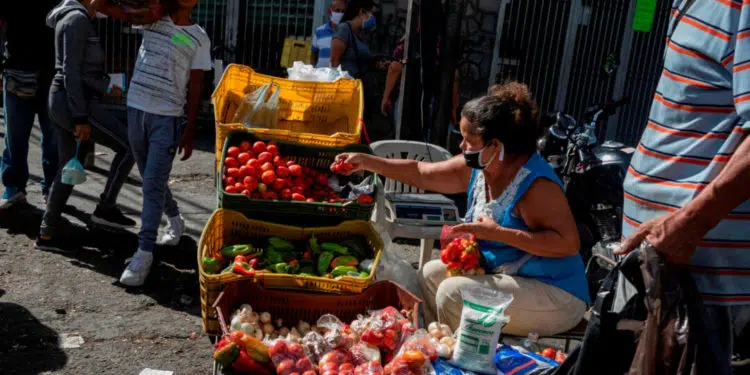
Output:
[198, 209, 384, 335]
[280, 38, 312, 67]
[211, 64, 364, 172]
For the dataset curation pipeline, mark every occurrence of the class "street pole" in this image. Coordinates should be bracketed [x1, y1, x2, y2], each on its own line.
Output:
[395, 0, 420, 140]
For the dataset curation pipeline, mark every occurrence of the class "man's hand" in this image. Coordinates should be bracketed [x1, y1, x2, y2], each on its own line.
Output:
[452, 216, 501, 241]
[615, 209, 708, 264]
[178, 127, 195, 161]
[75, 124, 91, 142]
[381, 97, 392, 116]
[332, 153, 368, 175]
[107, 85, 123, 97]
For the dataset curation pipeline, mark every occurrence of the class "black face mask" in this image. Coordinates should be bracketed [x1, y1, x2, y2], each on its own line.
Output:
[463, 142, 502, 170]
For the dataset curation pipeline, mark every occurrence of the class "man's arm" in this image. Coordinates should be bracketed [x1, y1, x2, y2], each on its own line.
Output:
[179, 70, 202, 161]
[381, 61, 402, 115]
[91, 0, 163, 24]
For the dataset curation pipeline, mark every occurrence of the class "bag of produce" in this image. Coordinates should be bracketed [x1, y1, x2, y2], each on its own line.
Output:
[426, 322, 456, 359]
[232, 82, 281, 129]
[451, 287, 513, 374]
[359, 306, 416, 362]
[318, 348, 357, 375]
[384, 330, 438, 375]
[61, 142, 87, 186]
[213, 331, 275, 374]
[268, 338, 316, 375]
[439, 226, 483, 276]
[317, 314, 356, 350]
[494, 345, 558, 375]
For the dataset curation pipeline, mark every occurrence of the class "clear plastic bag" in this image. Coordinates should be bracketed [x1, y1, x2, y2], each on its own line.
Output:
[232, 83, 280, 129]
[61, 142, 86, 186]
[287, 61, 353, 82]
[267, 337, 314, 375]
[439, 226, 483, 277]
[451, 287, 514, 374]
[384, 329, 438, 375]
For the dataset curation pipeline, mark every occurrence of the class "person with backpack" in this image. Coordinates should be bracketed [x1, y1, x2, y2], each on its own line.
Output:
[616, 0, 750, 372]
[94, 0, 212, 287]
[36, 0, 139, 252]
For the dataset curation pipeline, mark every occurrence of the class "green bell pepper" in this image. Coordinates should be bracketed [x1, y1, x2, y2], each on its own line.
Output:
[221, 244, 253, 258]
[331, 266, 359, 278]
[321, 242, 348, 255]
[202, 257, 222, 274]
[268, 237, 295, 252]
[266, 248, 284, 264]
[318, 251, 334, 276]
[360, 271, 369, 278]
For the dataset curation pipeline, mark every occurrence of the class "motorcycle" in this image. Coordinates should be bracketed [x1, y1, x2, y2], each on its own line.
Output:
[538, 98, 634, 268]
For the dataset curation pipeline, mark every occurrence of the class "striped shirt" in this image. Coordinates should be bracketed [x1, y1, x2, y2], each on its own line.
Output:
[623, 0, 750, 305]
[127, 16, 212, 117]
[312, 23, 335, 68]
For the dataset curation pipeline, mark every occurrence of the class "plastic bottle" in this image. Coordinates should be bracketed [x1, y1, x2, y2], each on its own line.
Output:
[521, 332, 540, 353]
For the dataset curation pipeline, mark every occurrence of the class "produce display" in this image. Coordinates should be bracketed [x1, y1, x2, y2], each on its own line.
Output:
[201, 234, 375, 280]
[439, 229, 484, 277]
[221, 140, 374, 204]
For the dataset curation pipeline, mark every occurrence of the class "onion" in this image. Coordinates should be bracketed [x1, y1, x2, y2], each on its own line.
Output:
[275, 318, 284, 328]
[240, 304, 253, 313]
[440, 336, 456, 348]
[278, 327, 290, 337]
[253, 328, 264, 340]
[440, 324, 453, 338]
[247, 311, 260, 324]
[429, 327, 443, 339]
[297, 321, 311, 336]
[289, 327, 302, 340]
[262, 322, 275, 335]
[260, 312, 272, 324]
[240, 322, 255, 335]
[428, 322, 440, 332]
[436, 343, 452, 358]
[231, 320, 243, 332]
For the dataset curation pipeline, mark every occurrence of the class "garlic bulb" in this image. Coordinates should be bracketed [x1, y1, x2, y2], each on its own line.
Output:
[240, 322, 255, 335]
[440, 324, 453, 338]
[260, 312, 272, 324]
[440, 336, 456, 348]
[435, 343, 452, 358]
[428, 322, 440, 332]
[262, 322, 275, 335]
[429, 327, 443, 339]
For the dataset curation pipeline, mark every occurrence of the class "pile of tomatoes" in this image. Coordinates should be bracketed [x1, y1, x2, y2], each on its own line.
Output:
[222, 140, 344, 203]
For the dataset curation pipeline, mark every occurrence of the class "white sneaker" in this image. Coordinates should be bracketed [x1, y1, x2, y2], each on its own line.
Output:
[119, 249, 154, 287]
[0, 192, 26, 210]
[159, 215, 185, 246]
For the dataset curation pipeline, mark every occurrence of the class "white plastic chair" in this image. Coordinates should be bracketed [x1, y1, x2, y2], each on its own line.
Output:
[370, 140, 455, 269]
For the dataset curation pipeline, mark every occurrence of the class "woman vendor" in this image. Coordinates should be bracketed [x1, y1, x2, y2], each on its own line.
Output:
[332, 82, 589, 336]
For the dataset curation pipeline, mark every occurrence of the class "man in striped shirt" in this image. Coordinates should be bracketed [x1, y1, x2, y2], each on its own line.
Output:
[616, 0, 750, 369]
[311, 0, 347, 68]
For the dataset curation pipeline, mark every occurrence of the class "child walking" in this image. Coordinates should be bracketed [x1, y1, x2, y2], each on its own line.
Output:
[94, 0, 211, 286]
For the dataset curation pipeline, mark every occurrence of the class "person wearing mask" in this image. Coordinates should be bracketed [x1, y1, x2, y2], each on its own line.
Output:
[616, 0, 750, 371]
[311, 0, 347, 69]
[0, 1, 59, 209]
[36, 0, 139, 252]
[332, 83, 589, 336]
[94, 0, 211, 287]
[329, 0, 376, 79]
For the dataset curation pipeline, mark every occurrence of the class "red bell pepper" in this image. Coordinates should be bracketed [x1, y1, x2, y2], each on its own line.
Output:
[232, 351, 271, 374]
[233, 261, 256, 277]
[357, 195, 374, 204]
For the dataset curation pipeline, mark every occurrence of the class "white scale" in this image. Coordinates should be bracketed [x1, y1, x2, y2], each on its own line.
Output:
[384, 193, 460, 225]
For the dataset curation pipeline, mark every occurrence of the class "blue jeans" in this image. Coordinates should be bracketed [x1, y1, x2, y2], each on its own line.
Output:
[701, 305, 750, 374]
[2, 73, 58, 198]
[127, 108, 183, 253]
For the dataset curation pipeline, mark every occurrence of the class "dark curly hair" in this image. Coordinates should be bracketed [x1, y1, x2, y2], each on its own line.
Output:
[461, 82, 541, 156]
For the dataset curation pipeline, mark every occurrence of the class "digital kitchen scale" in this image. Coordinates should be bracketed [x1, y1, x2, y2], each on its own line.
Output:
[384, 193, 460, 225]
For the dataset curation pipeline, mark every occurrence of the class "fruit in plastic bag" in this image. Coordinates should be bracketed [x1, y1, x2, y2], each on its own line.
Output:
[61, 144, 87, 185]
[384, 329, 438, 375]
[268, 338, 311, 375]
[439, 226, 483, 276]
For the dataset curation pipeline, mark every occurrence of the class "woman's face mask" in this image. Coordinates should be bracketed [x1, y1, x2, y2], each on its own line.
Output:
[362, 13, 377, 32]
[463, 142, 504, 170]
[330, 11, 344, 25]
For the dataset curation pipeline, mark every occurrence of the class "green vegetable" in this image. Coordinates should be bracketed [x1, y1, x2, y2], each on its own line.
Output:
[269, 263, 290, 274]
[346, 271, 361, 277]
[309, 234, 321, 254]
[269, 237, 295, 252]
[220, 263, 234, 274]
[331, 266, 359, 277]
[221, 244, 253, 258]
[340, 235, 369, 259]
[360, 271, 369, 278]
[266, 248, 284, 264]
[299, 266, 314, 275]
[202, 257, 222, 274]
[359, 259, 375, 273]
[213, 342, 240, 367]
[321, 242, 348, 255]
[331, 256, 359, 268]
[318, 251, 334, 276]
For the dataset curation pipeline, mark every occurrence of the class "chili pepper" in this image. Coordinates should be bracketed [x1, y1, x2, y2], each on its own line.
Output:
[235, 255, 248, 263]
[302, 250, 312, 260]
[321, 242, 348, 255]
[309, 233, 321, 254]
[318, 251, 334, 276]
[331, 265, 359, 277]
[265, 248, 284, 264]
[330, 255, 359, 268]
[268, 237, 294, 251]
[232, 350, 270, 374]
[202, 257, 222, 274]
[213, 341, 240, 367]
[221, 244, 254, 258]
[233, 261, 256, 277]
[248, 258, 259, 269]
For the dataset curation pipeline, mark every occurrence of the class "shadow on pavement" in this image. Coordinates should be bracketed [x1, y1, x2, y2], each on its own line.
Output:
[0, 302, 68, 374]
[0, 204, 202, 318]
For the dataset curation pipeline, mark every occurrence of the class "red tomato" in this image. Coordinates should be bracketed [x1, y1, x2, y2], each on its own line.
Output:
[239, 166, 252, 177]
[244, 166, 257, 177]
[276, 359, 295, 375]
[240, 141, 252, 152]
[273, 178, 287, 191]
[252, 141, 266, 154]
[237, 152, 251, 165]
[306, 198, 316, 202]
[316, 174, 329, 186]
[226, 168, 240, 178]
[291, 187, 305, 196]
[287, 160, 296, 167]
[289, 165, 303, 177]
[320, 362, 339, 373]
[273, 156, 287, 165]
[225, 177, 235, 186]
[251, 192, 262, 199]
[257, 183, 268, 194]
[240, 189, 249, 195]
[225, 185, 238, 193]
[277, 166, 290, 178]
[280, 189, 293, 200]
[267, 144, 279, 156]
[302, 166, 310, 175]
[339, 363, 354, 371]
[261, 162, 275, 172]
[288, 343, 305, 358]
[287, 179, 295, 188]
[541, 348, 557, 360]
[227, 146, 241, 158]
[302, 372, 316, 375]
[296, 358, 313, 371]
[258, 152, 273, 163]
[263, 191, 279, 200]
[292, 193, 306, 201]
[261, 171, 277, 185]
[248, 158, 262, 170]
[224, 157, 238, 169]
[321, 371, 337, 375]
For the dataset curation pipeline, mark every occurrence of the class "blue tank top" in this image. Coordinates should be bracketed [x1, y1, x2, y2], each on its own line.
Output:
[465, 153, 590, 304]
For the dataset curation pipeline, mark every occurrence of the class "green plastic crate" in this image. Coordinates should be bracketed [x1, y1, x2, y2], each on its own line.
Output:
[217, 131, 377, 225]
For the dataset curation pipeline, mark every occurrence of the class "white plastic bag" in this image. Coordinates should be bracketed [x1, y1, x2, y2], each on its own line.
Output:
[61, 142, 87, 186]
[451, 287, 514, 374]
[286, 61, 353, 82]
[232, 83, 280, 129]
